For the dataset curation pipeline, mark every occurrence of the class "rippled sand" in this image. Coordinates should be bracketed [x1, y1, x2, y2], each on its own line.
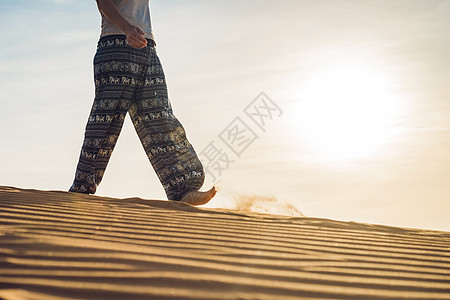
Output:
[0, 186, 449, 299]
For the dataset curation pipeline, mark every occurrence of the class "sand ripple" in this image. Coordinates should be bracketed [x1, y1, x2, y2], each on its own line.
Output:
[1, 186, 449, 299]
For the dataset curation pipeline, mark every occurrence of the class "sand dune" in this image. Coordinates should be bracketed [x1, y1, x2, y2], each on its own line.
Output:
[0, 186, 449, 299]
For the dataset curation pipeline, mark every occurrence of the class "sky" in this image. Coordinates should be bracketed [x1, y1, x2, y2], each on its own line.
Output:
[0, 0, 449, 231]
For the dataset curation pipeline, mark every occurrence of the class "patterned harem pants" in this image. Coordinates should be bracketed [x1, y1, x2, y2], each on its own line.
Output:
[69, 35, 205, 201]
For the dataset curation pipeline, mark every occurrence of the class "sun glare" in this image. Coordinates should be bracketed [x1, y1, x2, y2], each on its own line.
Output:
[294, 59, 399, 162]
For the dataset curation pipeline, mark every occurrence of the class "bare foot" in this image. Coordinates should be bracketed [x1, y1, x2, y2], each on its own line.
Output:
[180, 186, 217, 206]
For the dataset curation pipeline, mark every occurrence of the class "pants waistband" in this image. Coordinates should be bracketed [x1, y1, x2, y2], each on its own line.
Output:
[98, 35, 156, 48]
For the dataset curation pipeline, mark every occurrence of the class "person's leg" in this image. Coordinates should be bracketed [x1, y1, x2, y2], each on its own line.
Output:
[69, 36, 143, 194]
[129, 42, 213, 202]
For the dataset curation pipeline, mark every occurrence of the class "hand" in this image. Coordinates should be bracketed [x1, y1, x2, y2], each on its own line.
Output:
[124, 25, 147, 49]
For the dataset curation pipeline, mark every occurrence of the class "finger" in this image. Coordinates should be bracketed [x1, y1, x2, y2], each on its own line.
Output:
[136, 38, 147, 48]
[133, 28, 147, 40]
[130, 32, 146, 45]
[129, 36, 145, 48]
[130, 30, 147, 48]
[135, 33, 147, 44]
[136, 27, 145, 35]
[131, 41, 144, 49]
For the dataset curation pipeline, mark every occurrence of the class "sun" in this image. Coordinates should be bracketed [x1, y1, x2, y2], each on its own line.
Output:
[294, 59, 399, 162]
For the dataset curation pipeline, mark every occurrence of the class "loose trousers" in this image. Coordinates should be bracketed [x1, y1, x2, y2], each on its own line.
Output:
[69, 35, 205, 201]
